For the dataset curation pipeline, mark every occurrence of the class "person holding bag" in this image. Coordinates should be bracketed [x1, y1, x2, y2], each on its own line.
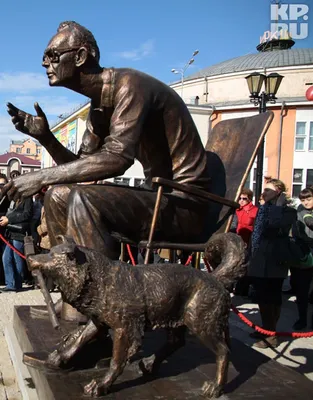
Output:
[248, 180, 296, 348]
[0, 197, 33, 292]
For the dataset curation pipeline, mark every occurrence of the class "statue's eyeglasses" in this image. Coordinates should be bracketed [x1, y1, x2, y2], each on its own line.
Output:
[43, 47, 80, 63]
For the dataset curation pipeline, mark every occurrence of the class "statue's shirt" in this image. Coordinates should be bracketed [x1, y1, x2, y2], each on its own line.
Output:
[79, 68, 210, 195]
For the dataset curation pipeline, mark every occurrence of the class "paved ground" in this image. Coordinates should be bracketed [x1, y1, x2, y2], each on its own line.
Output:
[0, 287, 312, 399]
[0, 287, 59, 400]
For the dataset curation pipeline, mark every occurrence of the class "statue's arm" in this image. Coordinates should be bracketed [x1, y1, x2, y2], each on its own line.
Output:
[41, 84, 148, 185]
[40, 133, 78, 164]
[7, 102, 78, 165]
[4, 82, 148, 200]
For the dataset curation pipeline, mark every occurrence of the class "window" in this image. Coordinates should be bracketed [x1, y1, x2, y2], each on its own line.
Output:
[306, 169, 313, 188]
[244, 174, 250, 189]
[26, 148, 30, 154]
[309, 123, 313, 151]
[16, 148, 21, 153]
[292, 169, 303, 197]
[113, 177, 130, 186]
[293, 169, 303, 182]
[244, 167, 257, 196]
[295, 122, 306, 150]
[37, 148, 41, 154]
[134, 178, 145, 187]
[252, 168, 257, 195]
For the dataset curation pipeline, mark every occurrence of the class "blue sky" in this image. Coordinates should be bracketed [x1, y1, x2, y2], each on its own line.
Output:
[0, 0, 312, 151]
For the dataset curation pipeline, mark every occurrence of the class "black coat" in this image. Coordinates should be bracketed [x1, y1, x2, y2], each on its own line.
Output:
[0, 196, 10, 237]
[6, 198, 33, 242]
[248, 204, 296, 279]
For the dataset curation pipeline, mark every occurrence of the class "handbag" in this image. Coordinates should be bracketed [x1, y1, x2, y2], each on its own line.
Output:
[296, 252, 313, 269]
[285, 238, 313, 269]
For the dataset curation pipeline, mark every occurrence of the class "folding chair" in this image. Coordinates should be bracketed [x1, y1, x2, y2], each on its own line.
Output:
[119, 111, 274, 266]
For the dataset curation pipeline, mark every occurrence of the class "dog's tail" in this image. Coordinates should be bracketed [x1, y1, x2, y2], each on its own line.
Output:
[204, 232, 247, 289]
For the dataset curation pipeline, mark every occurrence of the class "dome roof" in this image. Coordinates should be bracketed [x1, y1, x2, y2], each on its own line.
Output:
[186, 48, 313, 81]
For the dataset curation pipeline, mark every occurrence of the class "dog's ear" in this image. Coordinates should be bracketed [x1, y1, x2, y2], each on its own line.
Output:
[56, 235, 76, 246]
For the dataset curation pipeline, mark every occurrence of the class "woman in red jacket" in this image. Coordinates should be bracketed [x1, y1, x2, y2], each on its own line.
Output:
[233, 188, 258, 296]
[235, 188, 258, 246]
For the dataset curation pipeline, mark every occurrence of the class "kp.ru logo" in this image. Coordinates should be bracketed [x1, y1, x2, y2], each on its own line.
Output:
[270, 3, 309, 40]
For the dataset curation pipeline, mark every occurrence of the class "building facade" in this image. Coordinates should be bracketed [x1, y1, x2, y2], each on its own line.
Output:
[0, 152, 41, 177]
[10, 138, 42, 162]
[170, 44, 313, 198]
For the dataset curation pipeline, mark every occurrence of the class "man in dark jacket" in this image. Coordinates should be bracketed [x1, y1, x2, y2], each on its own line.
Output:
[0, 197, 33, 292]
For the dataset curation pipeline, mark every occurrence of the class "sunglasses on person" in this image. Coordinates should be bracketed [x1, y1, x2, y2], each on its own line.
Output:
[239, 196, 249, 201]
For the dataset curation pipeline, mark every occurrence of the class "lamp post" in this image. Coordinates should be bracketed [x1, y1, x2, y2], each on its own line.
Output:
[171, 50, 199, 99]
[245, 72, 284, 203]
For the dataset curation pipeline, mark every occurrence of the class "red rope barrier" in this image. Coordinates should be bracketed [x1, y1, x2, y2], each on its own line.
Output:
[231, 304, 313, 338]
[203, 257, 212, 272]
[202, 256, 313, 338]
[126, 244, 136, 266]
[0, 233, 26, 260]
[184, 254, 193, 266]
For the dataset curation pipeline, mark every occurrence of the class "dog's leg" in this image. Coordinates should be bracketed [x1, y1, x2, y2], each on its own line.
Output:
[201, 327, 230, 399]
[84, 327, 131, 397]
[46, 320, 99, 368]
[139, 326, 186, 375]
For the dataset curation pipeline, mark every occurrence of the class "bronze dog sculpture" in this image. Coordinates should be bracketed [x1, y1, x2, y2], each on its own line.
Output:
[28, 232, 245, 398]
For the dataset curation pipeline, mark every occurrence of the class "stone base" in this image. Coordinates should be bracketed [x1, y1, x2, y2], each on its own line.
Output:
[8, 305, 313, 399]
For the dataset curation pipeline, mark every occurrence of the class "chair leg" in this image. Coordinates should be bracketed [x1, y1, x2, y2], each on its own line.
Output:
[145, 185, 164, 264]
[195, 252, 201, 269]
[169, 250, 176, 263]
[120, 243, 126, 262]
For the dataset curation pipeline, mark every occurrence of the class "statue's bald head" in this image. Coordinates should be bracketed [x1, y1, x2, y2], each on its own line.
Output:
[57, 21, 100, 63]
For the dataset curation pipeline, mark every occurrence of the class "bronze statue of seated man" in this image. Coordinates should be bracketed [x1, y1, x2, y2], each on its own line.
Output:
[5, 20, 210, 260]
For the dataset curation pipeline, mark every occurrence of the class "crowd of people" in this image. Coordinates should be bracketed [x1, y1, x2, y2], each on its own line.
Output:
[0, 170, 49, 293]
[231, 177, 313, 348]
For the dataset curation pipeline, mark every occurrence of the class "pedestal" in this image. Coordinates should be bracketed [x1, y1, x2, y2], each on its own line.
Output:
[6, 305, 313, 399]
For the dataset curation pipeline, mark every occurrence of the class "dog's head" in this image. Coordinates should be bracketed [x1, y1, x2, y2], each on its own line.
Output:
[28, 235, 87, 274]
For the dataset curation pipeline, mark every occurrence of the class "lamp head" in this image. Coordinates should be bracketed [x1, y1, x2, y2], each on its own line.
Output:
[245, 72, 266, 98]
[266, 73, 284, 97]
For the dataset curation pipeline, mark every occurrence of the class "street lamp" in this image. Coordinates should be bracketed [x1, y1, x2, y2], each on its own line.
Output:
[171, 50, 199, 99]
[245, 72, 284, 202]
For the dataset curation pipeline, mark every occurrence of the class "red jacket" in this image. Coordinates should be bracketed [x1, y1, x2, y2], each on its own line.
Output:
[236, 202, 258, 245]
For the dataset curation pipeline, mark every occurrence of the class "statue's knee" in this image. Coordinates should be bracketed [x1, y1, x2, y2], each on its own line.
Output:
[68, 186, 86, 206]
[44, 185, 70, 208]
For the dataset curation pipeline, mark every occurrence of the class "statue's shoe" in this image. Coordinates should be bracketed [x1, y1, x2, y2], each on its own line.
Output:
[23, 352, 73, 373]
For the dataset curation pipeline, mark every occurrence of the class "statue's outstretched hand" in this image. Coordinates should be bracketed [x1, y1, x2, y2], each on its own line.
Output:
[7, 102, 49, 140]
[1, 172, 44, 202]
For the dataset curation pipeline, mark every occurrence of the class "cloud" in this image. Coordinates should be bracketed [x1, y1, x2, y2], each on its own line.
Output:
[115, 40, 155, 61]
[0, 72, 48, 93]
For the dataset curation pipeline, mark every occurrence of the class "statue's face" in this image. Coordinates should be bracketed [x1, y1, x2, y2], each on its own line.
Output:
[42, 31, 79, 87]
